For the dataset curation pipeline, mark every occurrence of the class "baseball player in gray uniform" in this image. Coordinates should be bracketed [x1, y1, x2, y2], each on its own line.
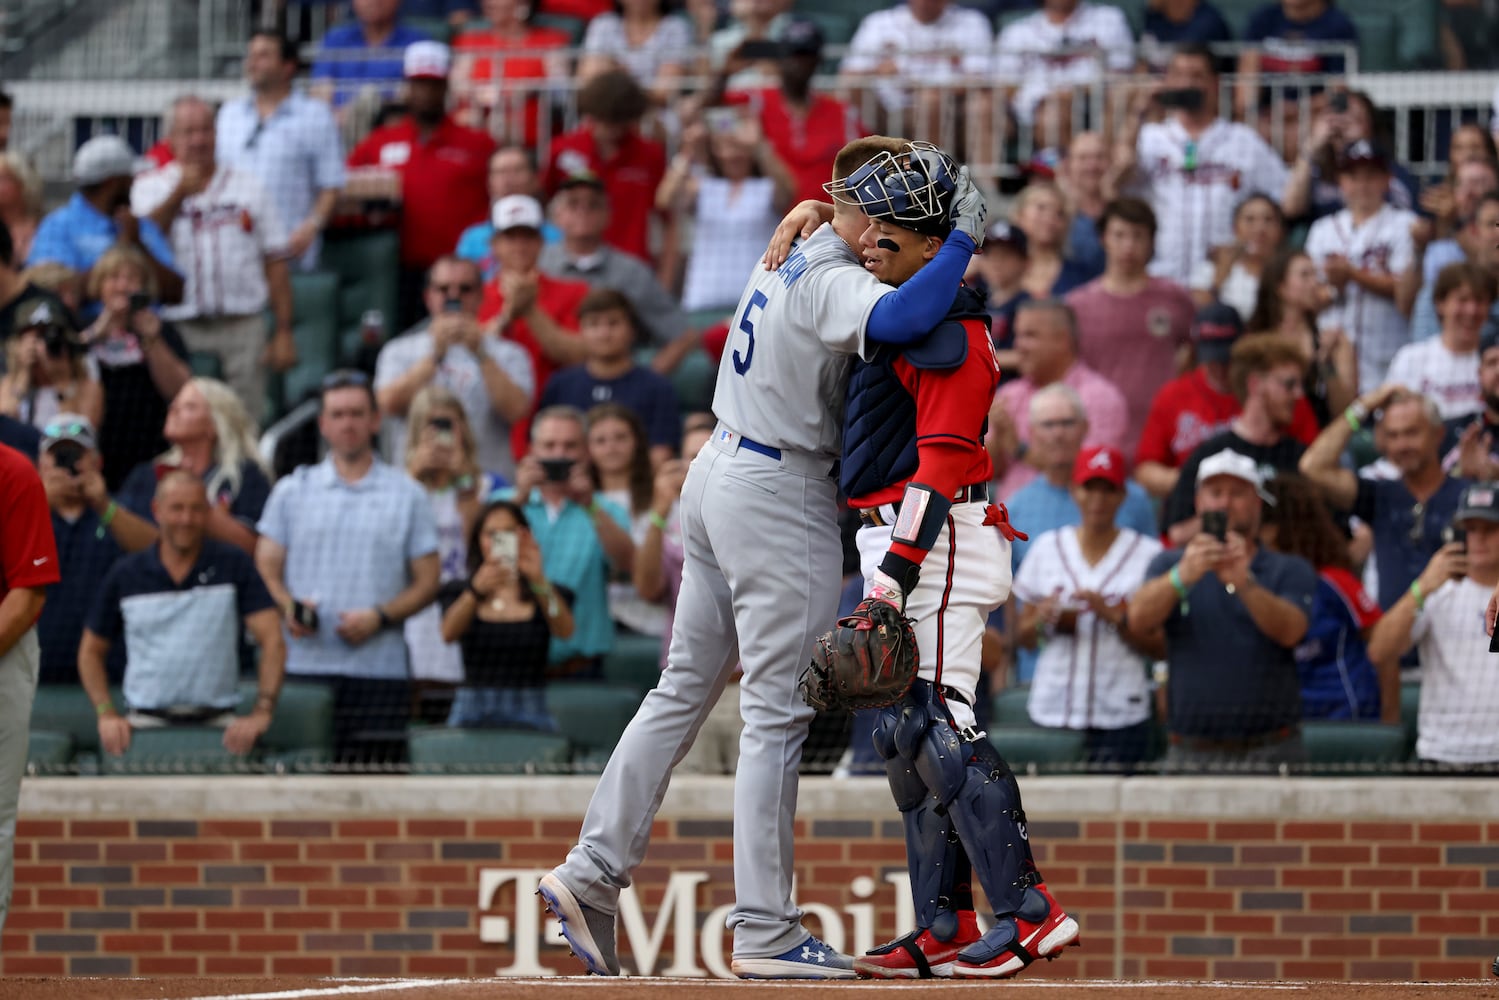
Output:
[538, 136, 989, 979]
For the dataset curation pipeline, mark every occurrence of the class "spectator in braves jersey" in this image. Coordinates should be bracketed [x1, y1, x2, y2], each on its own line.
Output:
[1013, 444, 1165, 767]
[348, 42, 496, 331]
[1161, 333, 1311, 544]
[993, 0, 1135, 151]
[1301, 385, 1468, 613]
[1283, 89, 1420, 226]
[1131, 449, 1315, 770]
[988, 298, 1129, 500]
[1136, 303, 1248, 498]
[0, 440, 59, 935]
[1236, 0, 1358, 111]
[1385, 262, 1494, 422]
[1261, 473, 1393, 722]
[1374, 481, 1499, 768]
[1068, 197, 1197, 451]
[1303, 141, 1417, 394]
[131, 96, 295, 426]
[1112, 43, 1290, 286]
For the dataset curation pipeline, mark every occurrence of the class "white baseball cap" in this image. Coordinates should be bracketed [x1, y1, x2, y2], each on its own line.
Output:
[72, 135, 147, 187]
[491, 194, 544, 233]
[1196, 449, 1275, 504]
[403, 40, 451, 81]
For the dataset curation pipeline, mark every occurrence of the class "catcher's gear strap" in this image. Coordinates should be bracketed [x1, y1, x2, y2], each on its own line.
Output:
[864, 230, 979, 347]
[902, 319, 969, 370]
[891, 481, 952, 552]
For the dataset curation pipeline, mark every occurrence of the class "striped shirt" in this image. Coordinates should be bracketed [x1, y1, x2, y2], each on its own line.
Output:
[257, 457, 439, 680]
[1410, 576, 1499, 764]
[1384, 339, 1481, 421]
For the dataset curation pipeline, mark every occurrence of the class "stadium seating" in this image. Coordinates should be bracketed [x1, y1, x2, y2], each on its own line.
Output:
[270, 270, 341, 418]
[991, 684, 1035, 727]
[248, 681, 336, 773]
[29, 684, 113, 761]
[1299, 720, 1409, 773]
[320, 230, 402, 366]
[987, 724, 1087, 770]
[102, 727, 247, 776]
[189, 351, 225, 380]
[1400, 681, 1420, 760]
[408, 726, 572, 773]
[26, 730, 74, 774]
[601, 632, 664, 699]
[546, 682, 644, 769]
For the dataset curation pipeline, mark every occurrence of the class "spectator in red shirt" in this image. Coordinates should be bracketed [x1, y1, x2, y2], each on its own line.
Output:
[451, 0, 571, 148]
[0, 441, 60, 934]
[477, 195, 590, 459]
[348, 41, 497, 330]
[1066, 197, 1197, 451]
[543, 70, 672, 280]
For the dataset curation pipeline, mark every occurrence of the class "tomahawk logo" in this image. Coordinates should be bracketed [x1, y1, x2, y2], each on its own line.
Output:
[1087, 450, 1114, 472]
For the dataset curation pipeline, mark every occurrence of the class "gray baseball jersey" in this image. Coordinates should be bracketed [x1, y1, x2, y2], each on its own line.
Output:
[552, 220, 912, 968]
[711, 223, 896, 457]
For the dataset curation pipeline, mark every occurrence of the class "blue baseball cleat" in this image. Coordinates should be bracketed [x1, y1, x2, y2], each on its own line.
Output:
[731, 935, 858, 979]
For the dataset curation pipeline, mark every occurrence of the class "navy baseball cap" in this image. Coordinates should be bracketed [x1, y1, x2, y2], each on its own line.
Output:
[780, 18, 824, 57]
[1338, 139, 1391, 174]
[984, 220, 1028, 255]
[1192, 302, 1245, 363]
[1455, 482, 1499, 524]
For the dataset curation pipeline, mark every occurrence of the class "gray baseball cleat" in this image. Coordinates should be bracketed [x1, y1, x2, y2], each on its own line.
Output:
[538, 871, 620, 976]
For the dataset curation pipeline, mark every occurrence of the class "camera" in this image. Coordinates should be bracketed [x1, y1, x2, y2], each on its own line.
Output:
[51, 440, 84, 474]
[128, 292, 151, 314]
[540, 458, 575, 482]
[41, 325, 82, 359]
[1157, 88, 1205, 112]
[429, 415, 455, 432]
[1201, 510, 1228, 542]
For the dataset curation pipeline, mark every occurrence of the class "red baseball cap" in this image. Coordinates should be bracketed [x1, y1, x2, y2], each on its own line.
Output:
[1072, 444, 1127, 490]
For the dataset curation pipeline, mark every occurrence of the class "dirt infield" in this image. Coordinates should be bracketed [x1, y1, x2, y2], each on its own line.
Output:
[3, 979, 1499, 1000]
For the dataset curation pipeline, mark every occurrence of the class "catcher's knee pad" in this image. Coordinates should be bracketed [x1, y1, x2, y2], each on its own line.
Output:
[912, 720, 1032, 917]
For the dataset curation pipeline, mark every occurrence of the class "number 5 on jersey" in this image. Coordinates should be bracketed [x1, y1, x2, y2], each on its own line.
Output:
[732, 290, 768, 375]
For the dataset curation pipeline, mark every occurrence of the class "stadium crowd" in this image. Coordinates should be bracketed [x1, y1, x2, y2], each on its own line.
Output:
[5, 0, 1499, 776]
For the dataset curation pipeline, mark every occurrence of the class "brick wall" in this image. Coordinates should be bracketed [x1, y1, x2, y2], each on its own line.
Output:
[4, 776, 1496, 979]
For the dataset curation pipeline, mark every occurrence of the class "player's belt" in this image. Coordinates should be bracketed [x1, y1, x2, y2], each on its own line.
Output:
[737, 436, 783, 461]
[857, 482, 989, 529]
[712, 423, 839, 479]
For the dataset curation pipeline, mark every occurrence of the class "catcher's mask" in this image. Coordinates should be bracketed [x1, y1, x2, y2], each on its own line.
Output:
[824, 140, 958, 239]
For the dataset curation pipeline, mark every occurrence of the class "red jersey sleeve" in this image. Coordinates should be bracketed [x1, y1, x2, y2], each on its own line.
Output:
[0, 445, 60, 598]
[886, 319, 999, 566]
[1135, 386, 1178, 467]
[347, 128, 383, 168]
[1323, 566, 1381, 630]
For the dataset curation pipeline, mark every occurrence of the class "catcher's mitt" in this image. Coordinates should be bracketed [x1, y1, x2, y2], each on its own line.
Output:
[800, 598, 919, 712]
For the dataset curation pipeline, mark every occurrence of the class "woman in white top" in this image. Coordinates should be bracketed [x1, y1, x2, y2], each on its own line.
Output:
[1190, 193, 1286, 323]
[1385, 261, 1493, 421]
[403, 386, 497, 717]
[1012, 444, 1166, 768]
[578, 0, 693, 106]
[586, 401, 668, 636]
[658, 109, 795, 314]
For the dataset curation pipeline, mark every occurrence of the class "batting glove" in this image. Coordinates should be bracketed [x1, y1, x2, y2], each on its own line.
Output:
[948, 166, 988, 249]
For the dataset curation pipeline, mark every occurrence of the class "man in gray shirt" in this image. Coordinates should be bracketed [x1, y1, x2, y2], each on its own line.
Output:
[539, 170, 699, 374]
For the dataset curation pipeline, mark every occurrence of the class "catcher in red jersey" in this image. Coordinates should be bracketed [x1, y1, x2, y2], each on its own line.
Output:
[825, 143, 1081, 980]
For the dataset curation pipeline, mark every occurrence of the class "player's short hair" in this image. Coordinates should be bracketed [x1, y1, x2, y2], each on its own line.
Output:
[577, 287, 639, 332]
[1096, 196, 1157, 240]
[1015, 298, 1079, 352]
[1028, 382, 1085, 425]
[1433, 260, 1499, 305]
[425, 254, 481, 289]
[577, 70, 648, 124]
[831, 136, 908, 184]
[249, 29, 299, 65]
[1228, 333, 1308, 402]
[531, 404, 587, 440]
[1170, 42, 1218, 77]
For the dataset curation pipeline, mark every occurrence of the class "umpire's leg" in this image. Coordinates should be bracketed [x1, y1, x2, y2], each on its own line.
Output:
[0, 627, 40, 935]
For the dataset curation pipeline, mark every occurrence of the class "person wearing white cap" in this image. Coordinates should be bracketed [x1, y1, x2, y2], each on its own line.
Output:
[1129, 447, 1317, 771]
[348, 39, 496, 331]
[28, 135, 183, 307]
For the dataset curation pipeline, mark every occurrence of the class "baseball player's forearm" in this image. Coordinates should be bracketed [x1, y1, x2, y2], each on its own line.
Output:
[76, 629, 113, 713]
[865, 232, 977, 346]
[0, 587, 43, 659]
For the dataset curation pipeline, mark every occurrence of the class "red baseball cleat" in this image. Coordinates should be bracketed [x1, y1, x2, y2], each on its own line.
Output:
[951, 884, 1080, 979]
[855, 910, 981, 979]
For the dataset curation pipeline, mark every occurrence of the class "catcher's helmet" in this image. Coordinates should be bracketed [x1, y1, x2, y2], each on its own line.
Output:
[824, 140, 959, 238]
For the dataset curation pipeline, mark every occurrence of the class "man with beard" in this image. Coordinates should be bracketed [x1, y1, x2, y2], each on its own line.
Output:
[1301, 385, 1468, 611]
[348, 41, 495, 329]
[29, 135, 183, 308]
[1446, 327, 1499, 480]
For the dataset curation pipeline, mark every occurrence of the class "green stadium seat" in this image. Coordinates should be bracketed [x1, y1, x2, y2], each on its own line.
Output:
[1347, 427, 1378, 471]
[991, 684, 1035, 727]
[406, 15, 452, 43]
[987, 725, 1086, 770]
[1364, 0, 1440, 70]
[1212, 0, 1261, 39]
[531, 13, 587, 44]
[670, 349, 718, 415]
[269, 271, 340, 418]
[320, 230, 402, 365]
[1299, 720, 1408, 773]
[602, 632, 664, 698]
[189, 351, 225, 379]
[408, 726, 571, 773]
[30, 684, 118, 756]
[547, 682, 643, 768]
[1345, 11, 1397, 73]
[798, 11, 853, 47]
[1108, 0, 1149, 35]
[243, 680, 335, 772]
[101, 727, 249, 776]
[1400, 681, 1420, 761]
[27, 730, 74, 773]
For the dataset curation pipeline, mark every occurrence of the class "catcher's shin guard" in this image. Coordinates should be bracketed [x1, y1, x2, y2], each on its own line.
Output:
[904, 687, 1036, 917]
[875, 705, 967, 939]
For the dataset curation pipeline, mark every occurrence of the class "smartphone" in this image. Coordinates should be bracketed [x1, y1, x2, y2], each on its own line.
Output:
[540, 457, 574, 482]
[1443, 523, 1468, 552]
[128, 292, 151, 313]
[1157, 88, 1205, 112]
[291, 600, 320, 632]
[704, 107, 741, 134]
[490, 529, 518, 567]
[1201, 510, 1228, 542]
[51, 441, 83, 474]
